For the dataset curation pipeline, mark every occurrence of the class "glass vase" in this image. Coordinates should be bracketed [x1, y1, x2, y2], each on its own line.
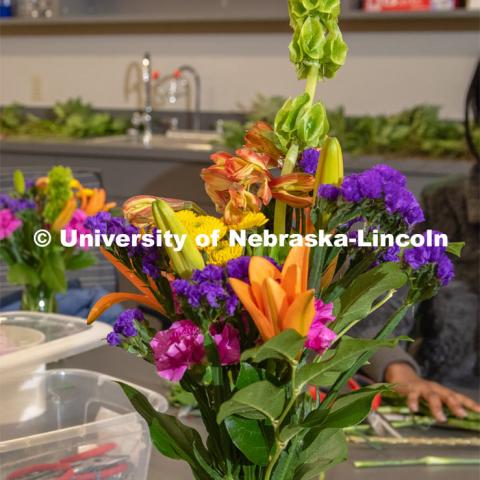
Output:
[21, 285, 57, 313]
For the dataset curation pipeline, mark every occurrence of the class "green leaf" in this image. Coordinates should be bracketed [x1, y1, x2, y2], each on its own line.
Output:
[224, 416, 270, 466]
[65, 251, 97, 270]
[447, 242, 464, 257]
[118, 382, 211, 480]
[7, 263, 40, 287]
[241, 329, 305, 365]
[236, 362, 261, 390]
[332, 262, 407, 333]
[295, 336, 408, 390]
[293, 429, 347, 479]
[217, 381, 285, 424]
[317, 385, 389, 429]
[41, 252, 67, 292]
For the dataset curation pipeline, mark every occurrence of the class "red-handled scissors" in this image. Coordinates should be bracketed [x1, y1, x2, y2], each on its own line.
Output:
[6, 443, 130, 480]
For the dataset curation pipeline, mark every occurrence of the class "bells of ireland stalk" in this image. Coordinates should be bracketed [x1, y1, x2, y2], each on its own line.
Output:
[152, 199, 204, 278]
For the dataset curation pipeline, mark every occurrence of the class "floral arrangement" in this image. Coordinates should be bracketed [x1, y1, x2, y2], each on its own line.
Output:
[87, 1, 461, 478]
[0, 166, 114, 311]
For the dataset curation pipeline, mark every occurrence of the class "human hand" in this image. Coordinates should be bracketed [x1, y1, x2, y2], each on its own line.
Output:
[385, 362, 480, 422]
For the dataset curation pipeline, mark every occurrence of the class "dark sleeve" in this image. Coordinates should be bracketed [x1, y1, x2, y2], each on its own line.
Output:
[348, 286, 421, 382]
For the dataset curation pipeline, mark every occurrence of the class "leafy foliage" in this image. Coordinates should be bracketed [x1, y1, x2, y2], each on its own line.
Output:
[222, 102, 476, 159]
[0, 98, 128, 138]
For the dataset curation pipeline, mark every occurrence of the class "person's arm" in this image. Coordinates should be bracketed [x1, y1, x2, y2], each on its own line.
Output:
[385, 362, 480, 421]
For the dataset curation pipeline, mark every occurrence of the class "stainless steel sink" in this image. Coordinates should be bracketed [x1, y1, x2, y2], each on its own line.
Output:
[85, 133, 217, 152]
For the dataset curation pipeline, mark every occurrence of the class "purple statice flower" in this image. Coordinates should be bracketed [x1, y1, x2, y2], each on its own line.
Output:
[378, 245, 401, 263]
[172, 279, 202, 308]
[318, 184, 340, 201]
[436, 255, 454, 286]
[341, 174, 363, 202]
[0, 194, 35, 213]
[305, 299, 336, 355]
[372, 164, 407, 187]
[226, 256, 250, 282]
[191, 264, 224, 283]
[198, 282, 229, 308]
[225, 293, 239, 316]
[299, 148, 320, 175]
[106, 332, 121, 346]
[150, 320, 205, 382]
[384, 183, 424, 227]
[141, 247, 161, 279]
[210, 322, 240, 365]
[403, 246, 430, 270]
[112, 308, 144, 338]
[25, 179, 35, 190]
[85, 211, 112, 233]
[403, 232, 454, 286]
[357, 170, 383, 199]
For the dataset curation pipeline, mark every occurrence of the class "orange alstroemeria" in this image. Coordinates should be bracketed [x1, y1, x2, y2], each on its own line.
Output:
[87, 248, 165, 324]
[270, 172, 315, 208]
[201, 147, 274, 225]
[244, 121, 284, 162]
[229, 246, 315, 340]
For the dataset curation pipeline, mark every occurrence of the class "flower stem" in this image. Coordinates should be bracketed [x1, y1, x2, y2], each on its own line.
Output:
[264, 368, 299, 480]
[305, 66, 319, 106]
[274, 143, 299, 235]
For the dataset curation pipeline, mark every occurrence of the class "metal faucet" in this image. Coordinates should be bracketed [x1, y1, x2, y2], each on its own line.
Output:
[141, 52, 153, 145]
[131, 52, 153, 145]
[167, 65, 201, 131]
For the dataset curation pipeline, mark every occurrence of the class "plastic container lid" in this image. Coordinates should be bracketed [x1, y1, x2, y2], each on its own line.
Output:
[0, 312, 111, 373]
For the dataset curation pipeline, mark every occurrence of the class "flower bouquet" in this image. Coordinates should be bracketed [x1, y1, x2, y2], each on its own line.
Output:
[0, 166, 115, 312]
[87, 1, 461, 478]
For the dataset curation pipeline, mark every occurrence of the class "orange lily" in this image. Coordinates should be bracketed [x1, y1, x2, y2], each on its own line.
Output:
[87, 248, 165, 324]
[51, 197, 77, 231]
[229, 246, 315, 340]
[270, 172, 315, 208]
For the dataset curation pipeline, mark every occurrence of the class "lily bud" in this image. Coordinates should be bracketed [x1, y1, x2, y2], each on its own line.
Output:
[13, 170, 25, 194]
[152, 199, 204, 278]
[313, 136, 343, 201]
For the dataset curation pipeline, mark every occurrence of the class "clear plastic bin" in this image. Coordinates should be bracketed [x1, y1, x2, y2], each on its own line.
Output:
[0, 369, 168, 480]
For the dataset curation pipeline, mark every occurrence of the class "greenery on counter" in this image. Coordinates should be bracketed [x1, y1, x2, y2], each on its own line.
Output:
[221, 96, 477, 159]
[0, 98, 129, 138]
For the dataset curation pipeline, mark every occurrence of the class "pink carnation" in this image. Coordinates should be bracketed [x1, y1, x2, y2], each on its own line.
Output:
[150, 320, 205, 382]
[210, 322, 240, 365]
[0, 209, 22, 240]
[65, 209, 90, 250]
[305, 299, 337, 354]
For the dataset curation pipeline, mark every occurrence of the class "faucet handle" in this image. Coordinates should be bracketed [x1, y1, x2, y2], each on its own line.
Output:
[152, 70, 160, 81]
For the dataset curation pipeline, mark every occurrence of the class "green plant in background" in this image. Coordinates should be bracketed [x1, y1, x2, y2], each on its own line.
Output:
[0, 98, 128, 138]
[222, 102, 478, 159]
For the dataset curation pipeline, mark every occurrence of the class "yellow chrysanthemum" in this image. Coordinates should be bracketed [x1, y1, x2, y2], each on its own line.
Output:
[207, 241, 243, 265]
[175, 210, 227, 249]
[228, 212, 268, 231]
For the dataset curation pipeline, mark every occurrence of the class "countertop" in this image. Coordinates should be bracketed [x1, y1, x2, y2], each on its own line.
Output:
[0, 135, 214, 163]
[57, 345, 480, 480]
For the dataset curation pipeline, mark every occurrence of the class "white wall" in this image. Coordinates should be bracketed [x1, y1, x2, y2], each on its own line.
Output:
[0, 30, 478, 119]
